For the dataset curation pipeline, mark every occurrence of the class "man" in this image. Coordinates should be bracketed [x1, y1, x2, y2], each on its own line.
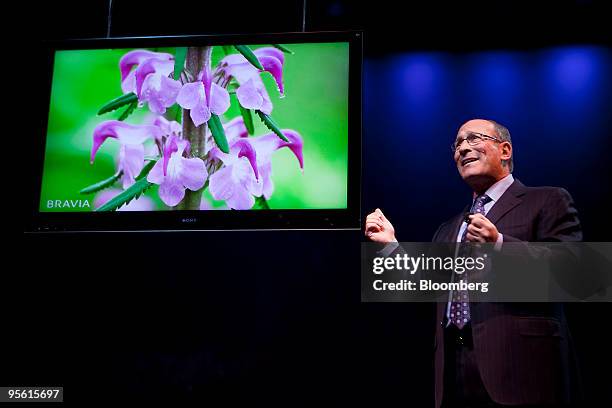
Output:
[365, 119, 582, 407]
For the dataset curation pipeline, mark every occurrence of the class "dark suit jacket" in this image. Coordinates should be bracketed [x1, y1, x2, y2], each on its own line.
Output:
[432, 179, 582, 407]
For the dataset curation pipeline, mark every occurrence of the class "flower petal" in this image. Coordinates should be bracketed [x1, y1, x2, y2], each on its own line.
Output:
[254, 47, 285, 66]
[249, 130, 304, 169]
[208, 165, 234, 201]
[119, 50, 163, 82]
[209, 82, 230, 115]
[280, 130, 304, 170]
[118, 143, 145, 189]
[121, 71, 137, 94]
[221, 53, 247, 66]
[156, 148, 190, 207]
[201, 64, 212, 105]
[153, 116, 182, 137]
[260, 162, 274, 199]
[177, 82, 204, 110]
[179, 157, 208, 191]
[146, 159, 165, 185]
[259, 95, 273, 115]
[236, 78, 264, 110]
[190, 103, 211, 127]
[224, 51, 284, 96]
[141, 74, 181, 114]
[159, 178, 186, 207]
[209, 158, 261, 210]
[258, 55, 284, 95]
[233, 158, 262, 197]
[223, 116, 248, 142]
[224, 60, 259, 84]
[91, 121, 162, 163]
[242, 164, 264, 198]
[254, 48, 285, 94]
[162, 135, 180, 176]
[177, 82, 211, 127]
[231, 138, 259, 180]
[226, 185, 255, 210]
[134, 57, 175, 98]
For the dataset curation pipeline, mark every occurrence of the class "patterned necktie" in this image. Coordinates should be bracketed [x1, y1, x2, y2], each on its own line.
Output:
[450, 194, 492, 329]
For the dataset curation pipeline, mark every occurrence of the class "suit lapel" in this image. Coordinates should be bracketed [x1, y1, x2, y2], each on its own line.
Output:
[486, 179, 526, 225]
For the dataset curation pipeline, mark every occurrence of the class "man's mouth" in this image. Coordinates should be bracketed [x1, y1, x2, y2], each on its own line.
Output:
[461, 157, 479, 166]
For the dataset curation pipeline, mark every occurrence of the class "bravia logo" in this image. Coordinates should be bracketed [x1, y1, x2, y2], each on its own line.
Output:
[47, 199, 91, 209]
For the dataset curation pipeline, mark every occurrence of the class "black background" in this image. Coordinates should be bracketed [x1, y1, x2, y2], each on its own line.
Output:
[15, 0, 611, 405]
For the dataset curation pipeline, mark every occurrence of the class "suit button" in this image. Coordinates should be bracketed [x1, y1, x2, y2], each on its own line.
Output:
[457, 335, 464, 345]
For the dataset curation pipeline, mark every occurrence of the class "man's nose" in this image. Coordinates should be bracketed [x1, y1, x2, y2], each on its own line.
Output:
[458, 144, 472, 156]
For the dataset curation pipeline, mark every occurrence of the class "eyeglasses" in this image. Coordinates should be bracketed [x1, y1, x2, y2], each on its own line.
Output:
[452, 132, 502, 152]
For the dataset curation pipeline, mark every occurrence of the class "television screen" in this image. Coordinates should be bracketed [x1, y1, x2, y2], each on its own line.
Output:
[30, 31, 362, 231]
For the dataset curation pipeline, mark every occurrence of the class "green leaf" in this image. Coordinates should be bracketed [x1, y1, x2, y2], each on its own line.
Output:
[118, 100, 137, 121]
[95, 177, 153, 212]
[79, 172, 122, 195]
[98, 93, 138, 115]
[209, 114, 229, 153]
[174, 47, 187, 80]
[95, 160, 157, 212]
[253, 196, 271, 209]
[234, 45, 264, 70]
[222, 45, 233, 56]
[272, 44, 294, 54]
[256, 110, 289, 142]
[136, 159, 157, 180]
[165, 104, 182, 123]
[239, 105, 255, 135]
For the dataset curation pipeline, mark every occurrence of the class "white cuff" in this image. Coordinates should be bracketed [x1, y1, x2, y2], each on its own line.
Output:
[494, 233, 503, 251]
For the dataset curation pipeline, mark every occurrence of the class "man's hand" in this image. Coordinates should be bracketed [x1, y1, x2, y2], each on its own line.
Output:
[466, 213, 499, 243]
[365, 208, 397, 243]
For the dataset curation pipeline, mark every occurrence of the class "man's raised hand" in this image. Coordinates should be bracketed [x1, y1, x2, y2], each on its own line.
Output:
[365, 208, 397, 243]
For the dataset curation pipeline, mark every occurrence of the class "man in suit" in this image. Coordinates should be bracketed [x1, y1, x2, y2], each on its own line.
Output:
[365, 119, 582, 407]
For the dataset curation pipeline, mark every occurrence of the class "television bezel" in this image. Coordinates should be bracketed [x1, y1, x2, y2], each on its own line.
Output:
[28, 31, 362, 232]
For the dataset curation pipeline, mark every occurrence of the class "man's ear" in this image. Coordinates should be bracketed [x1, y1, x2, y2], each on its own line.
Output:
[500, 142, 512, 161]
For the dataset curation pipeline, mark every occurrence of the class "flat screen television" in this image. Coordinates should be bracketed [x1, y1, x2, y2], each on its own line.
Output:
[29, 31, 362, 231]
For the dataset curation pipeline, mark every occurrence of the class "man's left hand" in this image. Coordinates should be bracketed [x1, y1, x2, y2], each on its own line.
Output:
[466, 213, 499, 243]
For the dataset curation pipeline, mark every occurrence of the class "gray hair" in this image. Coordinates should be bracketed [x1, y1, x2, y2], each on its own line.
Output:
[488, 120, 513, 172]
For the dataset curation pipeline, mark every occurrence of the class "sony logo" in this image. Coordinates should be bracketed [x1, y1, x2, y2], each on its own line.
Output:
[181, 217, 198, 223]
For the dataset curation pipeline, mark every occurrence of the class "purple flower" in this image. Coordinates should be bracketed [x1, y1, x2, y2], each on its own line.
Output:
[220, 47, 285, 114]
[153, 115, 182, 138]
[119, 49, 181, 114]
[91, 120, 163, 188]
[208, 139, 263, 210]
[223, 116, 250, 140]
[244, 130, 303, 199]
[208, 117, 304, 209]
[146, 135, 208, 207]
[176, 63, 230, 127]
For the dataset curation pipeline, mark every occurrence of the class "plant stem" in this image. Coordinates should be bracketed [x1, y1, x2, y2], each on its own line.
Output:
[178, 46, 212, 210]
